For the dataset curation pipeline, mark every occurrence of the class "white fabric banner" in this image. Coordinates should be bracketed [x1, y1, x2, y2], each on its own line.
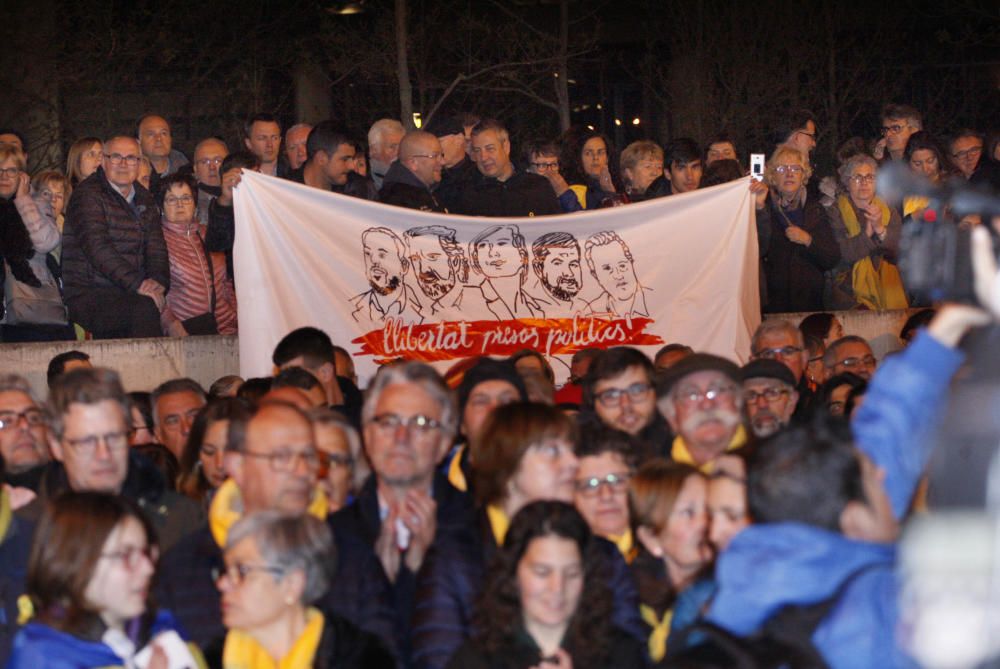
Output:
[233, 172, 760, 384]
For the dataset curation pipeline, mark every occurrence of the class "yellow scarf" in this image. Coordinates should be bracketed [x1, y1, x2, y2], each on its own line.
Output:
[486, 504, 510, 547]
[210, 479, 329, 548]
[836, 195, 908, 311]
[447, 444, 468, 493]
[0, 487, 11, 545]
[607, 529, 638, 564]
[670, 425, 747, 474]
[569, 184, 588, 209]
[640, 604, 673, 662]
[222, 607, 324, 669]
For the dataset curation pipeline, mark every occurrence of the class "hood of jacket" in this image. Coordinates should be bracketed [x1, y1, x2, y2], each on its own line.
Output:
[382, 160, 431, 192]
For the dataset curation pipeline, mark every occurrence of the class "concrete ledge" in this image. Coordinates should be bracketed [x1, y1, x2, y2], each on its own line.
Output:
[1, 310, 923, 398]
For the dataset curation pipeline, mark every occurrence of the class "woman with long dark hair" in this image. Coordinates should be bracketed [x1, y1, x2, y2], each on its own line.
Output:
[447, 501, 645, 668]
[559, 127, 622, 209]
[176, 397, 251, 505]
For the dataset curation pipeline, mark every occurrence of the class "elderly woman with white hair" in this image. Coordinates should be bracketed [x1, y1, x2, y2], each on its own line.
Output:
[825, 153, 907, 310]
[214, 512, 395, 667]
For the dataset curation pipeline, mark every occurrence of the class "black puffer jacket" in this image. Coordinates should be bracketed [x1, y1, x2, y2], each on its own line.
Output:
[61, 168, 169, 302]
[379, 162, 446, 212]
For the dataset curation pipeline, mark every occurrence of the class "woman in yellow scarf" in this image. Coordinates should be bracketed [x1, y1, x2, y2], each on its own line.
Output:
[215, 512, 394, 668]
[825, 154, 908, 310]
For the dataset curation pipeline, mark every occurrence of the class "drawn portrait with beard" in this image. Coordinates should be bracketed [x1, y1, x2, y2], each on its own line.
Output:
[525, 231, 590, 318]
[350, 226, 424, 328]
[403, 225, 493, 321]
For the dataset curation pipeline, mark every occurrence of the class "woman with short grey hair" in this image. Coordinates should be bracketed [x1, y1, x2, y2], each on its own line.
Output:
[215, 512, 395, 667]
[825, 153, 907, 310]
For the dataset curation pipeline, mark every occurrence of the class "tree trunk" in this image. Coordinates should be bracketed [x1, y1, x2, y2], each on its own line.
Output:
[554, 0, 571, 132]
[396, 0, 414, 129]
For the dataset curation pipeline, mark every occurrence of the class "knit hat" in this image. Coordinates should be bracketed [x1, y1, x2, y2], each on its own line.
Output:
[739, 359, 796, 387]
[424, 115, 465, 138]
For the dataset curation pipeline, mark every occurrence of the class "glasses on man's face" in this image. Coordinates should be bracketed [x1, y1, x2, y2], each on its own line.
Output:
[574, 472, 631, 497]
[952, 146, 982, 161]
[0, 408, 45, 431]
[795, 129, 816, 139]
[775, 164, 804, 175]
[163, 195, 195, 206]
[410, 152, 444, 161]
[594, 382, 652, 408]
[317, 452, 353, 479]
[744, 387, 791, 404]
[753, 345, 802, 361]
[368, 413, 442, 441]
[212, 563, 284, 586]
[673, 384, 737, 409]
[63, 430, 129, 456]
[850, 174, 875, 185]
[196, 157, 224, 167]
[102, 545, 158, 571]
[240, 447, 319, 472]
[531, 161, 559, 171]
[0, 167, 20, 179]
[836, 355, 876, 370]
[105, 153, 141, 166]
[881, 124, 908, 136]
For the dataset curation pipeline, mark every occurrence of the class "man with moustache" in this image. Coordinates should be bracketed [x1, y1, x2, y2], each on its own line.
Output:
[739, 359, 799, 438]
[656, 354, 748, 473]
[527, 231, 587, 317]
[351, 226, 424, 328]
[404, 226, 489, 320]
[191, 137, 228, 226]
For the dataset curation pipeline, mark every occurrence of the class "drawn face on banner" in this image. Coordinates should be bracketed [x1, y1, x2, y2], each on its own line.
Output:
[473, 225, 524, 280]
[540, 245, 582, 302]
[590, 238, 638, 303]
[409, 233, 456, 300]
[363, 228, 407, 296]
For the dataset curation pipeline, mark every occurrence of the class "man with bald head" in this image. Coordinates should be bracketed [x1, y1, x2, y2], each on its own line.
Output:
[157, 400, 397, 653]
[191, 137, 228, 226]
[379, 130, 447, 212]
[62, 135, 169, 338]
[137, 114, 189, 178]
[285, 123, 312, 171]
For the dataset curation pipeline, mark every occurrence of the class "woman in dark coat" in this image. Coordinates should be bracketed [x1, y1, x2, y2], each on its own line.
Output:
[754, 145, 840, 313]
[446, 501, 646, 669]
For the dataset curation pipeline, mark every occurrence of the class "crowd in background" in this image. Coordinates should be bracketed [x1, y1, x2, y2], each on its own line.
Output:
[1, 104, 999, 343]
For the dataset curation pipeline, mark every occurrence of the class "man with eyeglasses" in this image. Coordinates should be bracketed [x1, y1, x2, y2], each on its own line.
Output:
[524, 139, 584, 213]
[824, 335, 878, 381]
[583, 347, 671, 464]
[191, 137, 229, 226]
[379, 130, 447, 212]
[750, 319, 814, 416]
[873, 104, 922, 163]
[329, 361, 473, 664]
[158, 399, 397, 654]
[949, 129, 1000, 190]
[0, 374, 51, 496]
[21, 367, 199, 551]
[150, 378, 207, 460]
[656, 353, 747, 472]
[739, 359, 799, 438]
[62, 135, 169, 339]
[572, 423, 639, 559]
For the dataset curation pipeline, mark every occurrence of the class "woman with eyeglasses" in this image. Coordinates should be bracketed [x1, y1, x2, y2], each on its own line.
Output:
[628, 459, 713, 664]
[753, 145, 840, 313]
[0, 143, 73, 343]
[157, 172, 237, 337]
[412, 402, 643, 669]
[7, 491, 202, 668]
[308, 407, 367, 512]
[213, 511, 394, 667]
[825, 153, 907, 311]
[177, 398, 252, 507]
[446, 501, 646, 669]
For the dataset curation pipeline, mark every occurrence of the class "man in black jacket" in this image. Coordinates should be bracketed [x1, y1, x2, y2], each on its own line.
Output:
[454, 119, 560, 217]
[61, 136, 169, 338]
[426, 116, 478, 214]
[379, 131, 446, 212]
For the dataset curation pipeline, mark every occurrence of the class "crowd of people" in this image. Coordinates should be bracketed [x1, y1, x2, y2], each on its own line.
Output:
[0, 275, 997, 667]
[1, 105, 999, 342]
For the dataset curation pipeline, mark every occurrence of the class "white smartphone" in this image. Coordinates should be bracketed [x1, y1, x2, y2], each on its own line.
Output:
[750, 153, 765, 181]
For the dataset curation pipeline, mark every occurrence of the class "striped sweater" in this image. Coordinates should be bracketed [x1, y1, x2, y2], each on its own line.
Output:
[161, 218, 237, 335]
